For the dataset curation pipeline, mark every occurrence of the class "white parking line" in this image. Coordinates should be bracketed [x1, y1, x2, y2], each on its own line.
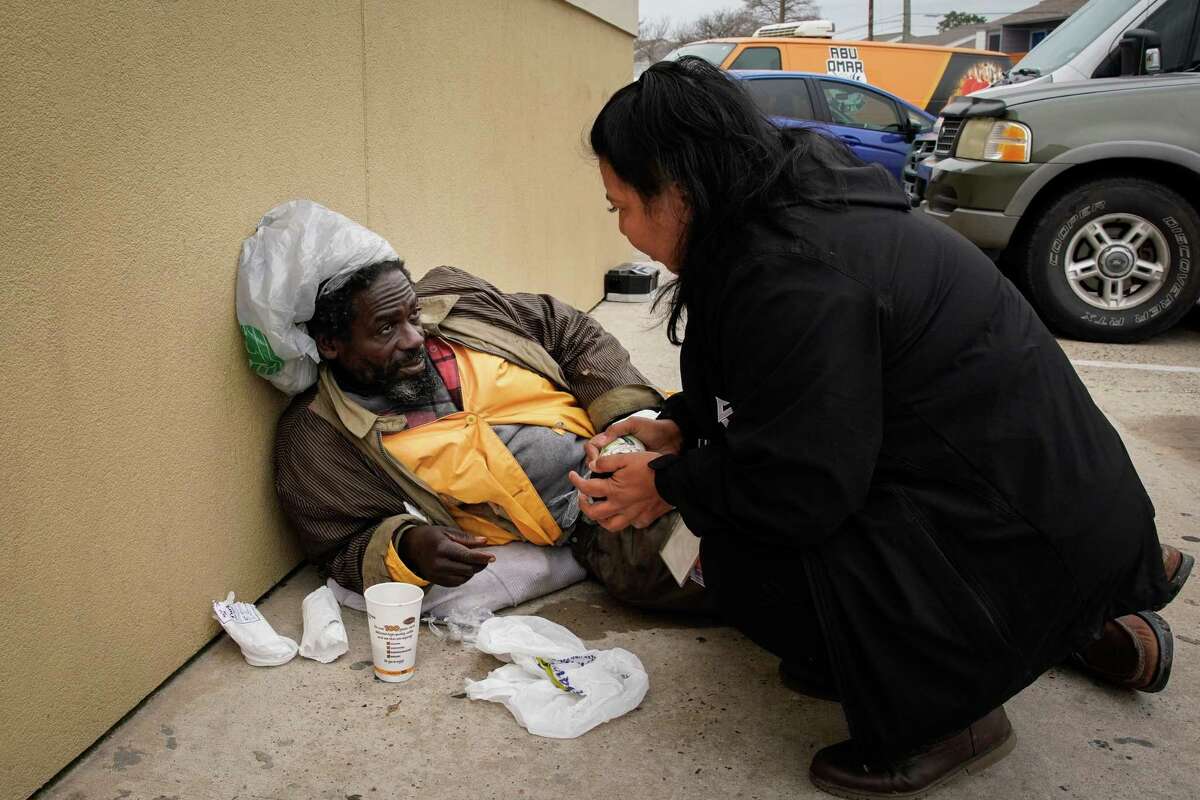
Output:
[1071, 359, 1200, 374]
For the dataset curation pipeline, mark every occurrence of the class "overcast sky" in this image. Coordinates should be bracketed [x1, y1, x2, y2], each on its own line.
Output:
[638, 0, 1034, 37]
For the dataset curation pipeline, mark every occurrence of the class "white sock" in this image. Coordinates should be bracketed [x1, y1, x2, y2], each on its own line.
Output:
[212, 592, 298, 667]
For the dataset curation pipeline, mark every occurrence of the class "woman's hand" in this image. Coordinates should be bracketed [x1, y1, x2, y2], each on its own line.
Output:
[569, 451, 673, 531]
[584, 416, 683, 467]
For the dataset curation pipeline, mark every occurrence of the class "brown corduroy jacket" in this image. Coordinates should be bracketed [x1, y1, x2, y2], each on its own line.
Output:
[273, 266, 664, 592]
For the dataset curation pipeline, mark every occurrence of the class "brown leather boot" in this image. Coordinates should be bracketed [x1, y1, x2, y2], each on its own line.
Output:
[809, 707, 1015, 800]
[1074, 610, 1174, 692]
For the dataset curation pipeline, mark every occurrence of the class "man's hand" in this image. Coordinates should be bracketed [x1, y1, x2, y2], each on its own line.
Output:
[569, 451, 673, 531]
[584, 417, 683, 468]
[396, 525, 495, 587]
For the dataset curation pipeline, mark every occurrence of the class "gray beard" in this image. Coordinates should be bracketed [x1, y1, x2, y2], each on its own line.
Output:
[383, 358, 438, 406]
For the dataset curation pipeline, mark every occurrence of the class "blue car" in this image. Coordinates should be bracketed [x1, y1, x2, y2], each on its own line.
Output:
[730, 70, 935, 182]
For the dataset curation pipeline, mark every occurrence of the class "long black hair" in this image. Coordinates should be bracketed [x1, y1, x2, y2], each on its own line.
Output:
[590, 57, 854, 343]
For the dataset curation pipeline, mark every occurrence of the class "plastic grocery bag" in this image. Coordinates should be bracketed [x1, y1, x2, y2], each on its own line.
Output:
[235, 199, 399, 395]
[464, 616, 649, 739]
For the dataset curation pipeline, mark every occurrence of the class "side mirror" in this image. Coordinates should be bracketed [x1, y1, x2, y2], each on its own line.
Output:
[902, 121, 922, 143]
[1119, 28, 1163, 76]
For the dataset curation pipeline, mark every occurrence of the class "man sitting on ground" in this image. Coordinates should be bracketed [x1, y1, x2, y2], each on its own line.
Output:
[273, 257, 698, 611]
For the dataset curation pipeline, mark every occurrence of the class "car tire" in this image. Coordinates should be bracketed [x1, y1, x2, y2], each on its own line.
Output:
[1021, 177, 1200, 343]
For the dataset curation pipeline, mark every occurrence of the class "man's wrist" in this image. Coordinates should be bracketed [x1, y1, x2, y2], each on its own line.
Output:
[392, 523, 420, 562]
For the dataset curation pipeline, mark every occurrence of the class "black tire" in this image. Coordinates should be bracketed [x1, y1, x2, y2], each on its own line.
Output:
[1021, 177, 1200, 343]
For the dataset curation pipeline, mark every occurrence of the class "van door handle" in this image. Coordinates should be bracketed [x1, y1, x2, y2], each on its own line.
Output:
[839, 134, 862, 145]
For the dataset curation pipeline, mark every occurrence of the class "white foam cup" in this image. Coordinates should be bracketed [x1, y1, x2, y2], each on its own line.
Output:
[363, 582, 424, 682]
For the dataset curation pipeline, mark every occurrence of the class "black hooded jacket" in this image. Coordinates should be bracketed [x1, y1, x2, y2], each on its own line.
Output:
[651, 160, 1169, 755]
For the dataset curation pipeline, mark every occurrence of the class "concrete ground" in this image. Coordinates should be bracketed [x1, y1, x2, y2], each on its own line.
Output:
[35, 299, 1200, 800]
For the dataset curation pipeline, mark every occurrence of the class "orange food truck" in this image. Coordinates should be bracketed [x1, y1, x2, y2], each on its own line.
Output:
[665, 20, 1012, 115]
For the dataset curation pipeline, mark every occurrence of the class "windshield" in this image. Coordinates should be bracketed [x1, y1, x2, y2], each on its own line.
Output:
[663, 42, 737, 66]
[1014, 0, 1141, 75]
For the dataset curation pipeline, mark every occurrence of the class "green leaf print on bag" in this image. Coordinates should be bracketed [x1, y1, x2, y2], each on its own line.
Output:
[241, 325, 284, 376]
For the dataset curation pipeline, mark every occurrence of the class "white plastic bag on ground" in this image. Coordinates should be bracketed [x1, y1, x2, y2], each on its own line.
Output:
[235, 199, 399, 395]
[425, 606, 494, 646]
[464, 616, 649, 738]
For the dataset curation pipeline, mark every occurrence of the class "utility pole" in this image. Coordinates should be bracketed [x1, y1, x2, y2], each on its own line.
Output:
[902, 0, 912, 41]
[868, 0, 874, 39]
[778, 0, 786, 23]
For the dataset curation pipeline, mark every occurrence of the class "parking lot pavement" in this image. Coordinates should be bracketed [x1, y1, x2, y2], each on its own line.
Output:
[34, 303, 1198, 800]
[1059, 311, 1200, 369]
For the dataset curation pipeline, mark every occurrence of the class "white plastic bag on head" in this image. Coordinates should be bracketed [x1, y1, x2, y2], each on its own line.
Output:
[235, 199, 399, 395]
[464, 616, 649, 739]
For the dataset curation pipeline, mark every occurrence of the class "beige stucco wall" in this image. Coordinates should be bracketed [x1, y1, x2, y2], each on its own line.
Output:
[363, 0, 632, 303]
[0, 2, 633, 797]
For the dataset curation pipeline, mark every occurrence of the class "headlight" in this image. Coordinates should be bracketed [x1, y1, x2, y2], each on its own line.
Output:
[955, 119, 1031, 163]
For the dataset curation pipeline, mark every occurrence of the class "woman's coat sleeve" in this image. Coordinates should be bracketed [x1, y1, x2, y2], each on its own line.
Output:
[652, 258, 884, 546]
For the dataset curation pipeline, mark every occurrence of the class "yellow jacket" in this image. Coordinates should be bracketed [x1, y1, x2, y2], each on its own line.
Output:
[381, 342, 595, 584]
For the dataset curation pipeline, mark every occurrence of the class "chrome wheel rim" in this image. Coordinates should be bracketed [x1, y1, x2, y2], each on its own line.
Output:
[1064, 213, 1170, 311]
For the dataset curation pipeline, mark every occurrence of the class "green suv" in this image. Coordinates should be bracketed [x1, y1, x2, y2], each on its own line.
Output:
[921, 72, 1200, 342]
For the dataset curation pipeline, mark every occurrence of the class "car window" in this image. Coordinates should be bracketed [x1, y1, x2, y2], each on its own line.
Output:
[1142, 0, 1197, 72]
[743, 78, 815, 121]
[1017, 0, 1140, 76]
[729, 47, 782, 70]
[818, 81, 901, 131]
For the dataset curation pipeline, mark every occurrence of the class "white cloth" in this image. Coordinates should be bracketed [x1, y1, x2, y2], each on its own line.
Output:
[212, 592, 298, 667]
[298, 586, 349, 663]
[327, 540, 586, 617]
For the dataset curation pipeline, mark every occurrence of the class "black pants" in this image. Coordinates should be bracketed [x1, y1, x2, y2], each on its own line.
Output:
[701, 532, 834, 683]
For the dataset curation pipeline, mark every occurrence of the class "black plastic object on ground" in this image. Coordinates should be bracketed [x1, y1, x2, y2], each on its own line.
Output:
[604, 263, 659, 302]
